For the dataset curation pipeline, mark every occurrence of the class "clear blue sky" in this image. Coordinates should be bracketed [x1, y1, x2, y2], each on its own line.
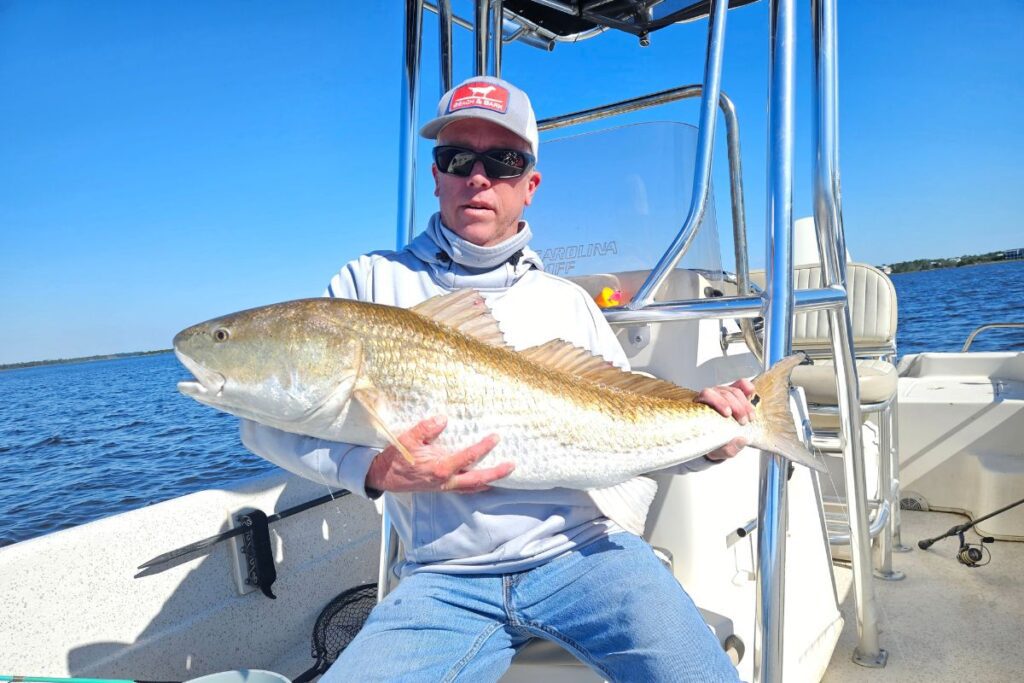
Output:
[1, 1, 1021, 364]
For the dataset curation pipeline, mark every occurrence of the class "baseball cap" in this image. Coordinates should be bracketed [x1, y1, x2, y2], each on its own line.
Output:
[419, 76, 539, 158]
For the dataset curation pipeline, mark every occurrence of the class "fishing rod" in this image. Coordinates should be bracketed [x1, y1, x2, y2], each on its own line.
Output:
[1, 671, 288, 683]
[918, 496, 1024, 567]
[0, 677, 171, 683]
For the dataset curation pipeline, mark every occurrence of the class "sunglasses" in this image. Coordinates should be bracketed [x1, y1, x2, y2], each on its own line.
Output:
[433, 145, 535, 179]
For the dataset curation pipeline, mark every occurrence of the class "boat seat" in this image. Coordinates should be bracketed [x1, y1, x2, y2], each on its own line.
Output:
[752, 259, 904, 576]
[749, 262, 898, 355]
[792, 358, 898, 405]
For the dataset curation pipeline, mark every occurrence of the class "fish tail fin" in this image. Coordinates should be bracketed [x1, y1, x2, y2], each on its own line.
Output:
[750, 354, 826, 473]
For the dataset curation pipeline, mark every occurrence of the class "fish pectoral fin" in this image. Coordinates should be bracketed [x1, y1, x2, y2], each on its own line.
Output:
[352, 388, 415, 465]
[587, 476, 659, 537]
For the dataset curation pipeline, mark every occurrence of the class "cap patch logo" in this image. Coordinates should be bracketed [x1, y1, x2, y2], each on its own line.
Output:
[448, 83, 509, 114]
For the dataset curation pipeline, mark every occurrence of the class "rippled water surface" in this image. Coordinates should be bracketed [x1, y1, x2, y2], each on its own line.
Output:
[1, 260, 1022, 546]
[892, 260, 1024, 356]
[0, 354, 274, 546]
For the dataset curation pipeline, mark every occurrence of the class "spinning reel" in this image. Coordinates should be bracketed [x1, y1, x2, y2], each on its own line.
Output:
[917, 496, 1024, 568]
[953, 532, 994, 568]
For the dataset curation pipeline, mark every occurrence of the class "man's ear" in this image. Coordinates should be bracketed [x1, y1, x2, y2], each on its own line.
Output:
[523, 170, 542, 206]
[431, 164, 440, 196]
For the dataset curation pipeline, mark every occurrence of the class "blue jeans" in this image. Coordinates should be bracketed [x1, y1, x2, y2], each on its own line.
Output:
[325, 532, 739, 682]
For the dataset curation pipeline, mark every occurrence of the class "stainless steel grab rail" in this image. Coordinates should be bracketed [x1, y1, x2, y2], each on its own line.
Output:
[962, 322, 1024, 351]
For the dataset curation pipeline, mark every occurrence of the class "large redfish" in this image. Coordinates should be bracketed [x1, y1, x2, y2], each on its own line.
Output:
[174, 289, 821, 534]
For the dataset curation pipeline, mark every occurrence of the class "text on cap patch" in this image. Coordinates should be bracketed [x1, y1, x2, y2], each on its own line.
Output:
[448, 83, 510, 114]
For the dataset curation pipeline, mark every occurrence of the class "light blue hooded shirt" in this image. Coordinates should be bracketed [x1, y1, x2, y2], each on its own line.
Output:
[241, 214, 712, 576]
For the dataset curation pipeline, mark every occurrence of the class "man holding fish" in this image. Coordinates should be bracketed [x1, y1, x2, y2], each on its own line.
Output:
[226, 77, 766, 681]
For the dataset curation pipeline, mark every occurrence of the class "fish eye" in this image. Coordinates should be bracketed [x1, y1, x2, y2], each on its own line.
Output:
[212, 328, 231, 343]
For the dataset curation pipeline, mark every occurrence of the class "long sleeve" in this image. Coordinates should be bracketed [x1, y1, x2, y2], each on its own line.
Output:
[239, 419, 382, 499]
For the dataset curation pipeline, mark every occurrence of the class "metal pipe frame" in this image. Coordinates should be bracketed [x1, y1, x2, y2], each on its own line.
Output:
[423, 1, 600, 50]
[530, 0, 576, 13]
[889, 397, 912, 553]
[882, 348, 909, 553]
[628, 0, 730, 311]
[383, 0, 426, 602]
[872, 410, 905, 581]
[753, 0, 795, 679]
[491, 0, 504, 77]
[437, 0, 453, 93]
[826, 499, 891, 545]
[376, 517, 401, 601]
[811, 395, 904, 576]
[540, 84, 704, 129]
[812, 0, 886, 667]
[475, 0, 489, 75]
[962, 322, 1024, 351]
[396, 0, 424, 254]
[807, 381, 903, 575]
[602, 286, 845, 326]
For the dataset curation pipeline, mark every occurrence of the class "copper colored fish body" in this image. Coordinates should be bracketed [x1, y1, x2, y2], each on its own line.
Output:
[175, 290, 820, 534]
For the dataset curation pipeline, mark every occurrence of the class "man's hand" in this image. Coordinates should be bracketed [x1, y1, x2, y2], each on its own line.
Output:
[697, 378, 756, 462]
[365, 415, 514, 494]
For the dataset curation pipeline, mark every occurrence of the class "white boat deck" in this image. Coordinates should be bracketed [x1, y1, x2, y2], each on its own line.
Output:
[268, 509, 1024, 682]
[824, 509, 1024, 683]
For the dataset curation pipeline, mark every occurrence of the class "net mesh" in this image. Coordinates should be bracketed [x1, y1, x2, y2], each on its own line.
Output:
[294, 582, 377, 682]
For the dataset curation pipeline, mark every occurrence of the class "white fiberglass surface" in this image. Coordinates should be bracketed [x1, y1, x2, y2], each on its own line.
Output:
[529, 122, 724, 278]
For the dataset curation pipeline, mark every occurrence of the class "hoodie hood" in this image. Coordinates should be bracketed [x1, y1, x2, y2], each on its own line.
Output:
[406, 213, 544, 291]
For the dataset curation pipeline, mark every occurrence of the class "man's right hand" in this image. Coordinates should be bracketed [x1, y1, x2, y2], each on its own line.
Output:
[365, 415, 513, 494]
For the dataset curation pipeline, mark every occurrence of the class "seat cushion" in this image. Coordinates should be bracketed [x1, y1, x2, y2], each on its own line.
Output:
[791, 358, 898, 405]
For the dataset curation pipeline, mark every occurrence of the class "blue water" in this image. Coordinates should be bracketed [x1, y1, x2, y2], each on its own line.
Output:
[892, 260, 1024, 356]
[0, 354, 274, 546]
[1, 260, 1022, 547]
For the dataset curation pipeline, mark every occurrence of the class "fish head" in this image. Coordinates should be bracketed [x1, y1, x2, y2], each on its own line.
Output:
[173, 299, 364, 429]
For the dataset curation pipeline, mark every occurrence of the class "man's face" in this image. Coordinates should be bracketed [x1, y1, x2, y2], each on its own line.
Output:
[432, 118, 542, 248]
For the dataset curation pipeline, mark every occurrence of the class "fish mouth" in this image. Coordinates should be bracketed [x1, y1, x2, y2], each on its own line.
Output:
[175, 350, 227, 398]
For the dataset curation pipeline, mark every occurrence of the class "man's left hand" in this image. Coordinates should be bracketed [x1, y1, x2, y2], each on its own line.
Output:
[697, 378, 756, 462]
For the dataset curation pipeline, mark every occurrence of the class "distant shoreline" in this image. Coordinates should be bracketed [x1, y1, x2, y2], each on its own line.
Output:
[886, 251, 1022, 275]
[0, 349, 173, 372]
[888, 258, 1019, 275]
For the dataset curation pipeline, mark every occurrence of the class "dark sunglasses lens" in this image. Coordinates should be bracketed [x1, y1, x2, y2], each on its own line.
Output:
[434, 147, 476, 176]
[482, 150, 529, 178]
[434, 147, 532, 179]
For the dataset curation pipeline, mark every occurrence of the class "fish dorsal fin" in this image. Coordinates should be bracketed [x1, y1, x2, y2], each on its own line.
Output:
[410, 289, 507, 347]
[519, 340, 699, 401]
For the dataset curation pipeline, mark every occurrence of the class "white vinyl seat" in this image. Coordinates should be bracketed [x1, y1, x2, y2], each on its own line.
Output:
[792, 358, 898, 405]
[750, 262, 899, 400]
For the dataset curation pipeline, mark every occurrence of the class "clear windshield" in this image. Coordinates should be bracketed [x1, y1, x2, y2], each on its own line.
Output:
[527, 122, 723, 278]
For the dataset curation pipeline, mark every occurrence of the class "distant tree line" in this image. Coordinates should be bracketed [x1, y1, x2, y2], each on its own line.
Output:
[0, 348, 172, 371]
[886, 251, 1009, 274]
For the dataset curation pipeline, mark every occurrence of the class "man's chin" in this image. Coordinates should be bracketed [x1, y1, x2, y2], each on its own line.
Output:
[448, 221, 504, 247]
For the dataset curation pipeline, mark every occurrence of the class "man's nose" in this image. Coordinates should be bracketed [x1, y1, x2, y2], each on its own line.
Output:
[466, 160, 491, 187]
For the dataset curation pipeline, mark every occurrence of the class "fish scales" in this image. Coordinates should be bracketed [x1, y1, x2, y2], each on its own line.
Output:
[340, 301, 748, 489]
[174, 290, 822, 529]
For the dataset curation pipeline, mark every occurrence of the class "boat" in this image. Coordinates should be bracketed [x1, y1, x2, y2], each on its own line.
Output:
[2, 2, 1021, 682]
